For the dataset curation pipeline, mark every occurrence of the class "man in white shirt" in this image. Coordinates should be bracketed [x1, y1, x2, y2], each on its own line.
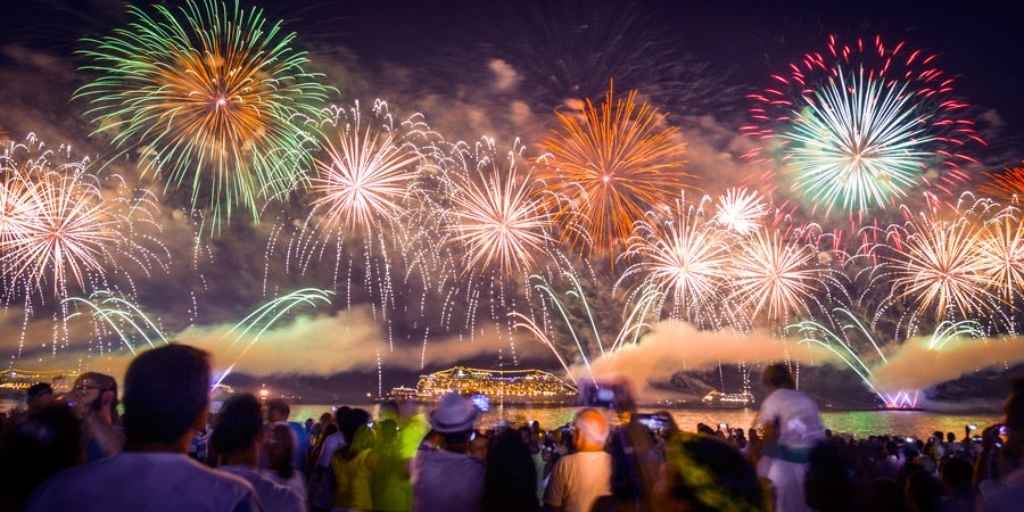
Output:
[543, 407, 613, 512]
[756, 363, 825, 512]
[24, 344, 262, 512]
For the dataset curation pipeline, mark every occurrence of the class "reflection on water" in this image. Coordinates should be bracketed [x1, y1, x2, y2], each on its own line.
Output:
[1, 397, 999, 439]
[290, 403, 1001, 439]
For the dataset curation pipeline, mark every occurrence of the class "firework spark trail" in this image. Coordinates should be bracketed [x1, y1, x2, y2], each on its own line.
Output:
[309, 102, 423, 236]
[977, 206, 1024, 303]
[447, 138, 553, 275]
[536, 83, 693, 257]
[713, 188, 767, 235]
[743, 35, 984, 217]
[75, 0, 331, 228]
[979, 161, 1024, 204]
[620, 196, 737, 330]
[884, 208, 997, 327]
[729, 227, 836, 327]
[65, 290, 169, 354]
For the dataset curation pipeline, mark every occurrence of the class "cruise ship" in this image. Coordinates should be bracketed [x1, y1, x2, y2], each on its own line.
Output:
[386, 366, 577, 405]
[700, 389, 756, 408]
[0, 369, 77, 398]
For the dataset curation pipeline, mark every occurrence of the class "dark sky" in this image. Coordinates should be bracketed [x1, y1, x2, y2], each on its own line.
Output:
[1, 0, 1022, 384]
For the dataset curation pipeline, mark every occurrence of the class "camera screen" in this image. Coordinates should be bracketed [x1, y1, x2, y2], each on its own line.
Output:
[471, 393, 490, 412]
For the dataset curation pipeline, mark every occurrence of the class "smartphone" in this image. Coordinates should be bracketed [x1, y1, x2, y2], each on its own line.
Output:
[471, 393, 490, 412]
[635, 413, 671, 431]
[576, 381, 629, 409]
[967, 424, 977, 431]
[719, 423, 729, 430]
[999, 425, 1009, 437]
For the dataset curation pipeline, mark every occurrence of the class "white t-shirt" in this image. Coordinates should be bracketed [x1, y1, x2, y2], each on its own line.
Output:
[218, 464, 305, 512]
[316, 431, 347, 467]
[543, 451, 613, 512]
[759, 388, 825, 449]
[24, 452, 261, 512]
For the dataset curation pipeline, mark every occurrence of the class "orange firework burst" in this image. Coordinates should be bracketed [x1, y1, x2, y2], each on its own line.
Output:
[979, 161, 1024, 204]
[536, 83, 693, 257]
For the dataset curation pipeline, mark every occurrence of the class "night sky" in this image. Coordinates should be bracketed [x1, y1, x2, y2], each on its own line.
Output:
[1, 0, 1022, 399]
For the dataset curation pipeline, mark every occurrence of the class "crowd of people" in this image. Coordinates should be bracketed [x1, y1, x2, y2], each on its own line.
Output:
[1, 344, 1022, 512]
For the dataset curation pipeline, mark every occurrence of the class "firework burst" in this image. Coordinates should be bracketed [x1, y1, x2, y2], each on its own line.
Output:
[979, 161, 1024, 204]
[976, 207, 1024, 302]
[621, 197, 735, 328]
[743, 35, 983, 217]
[884, 210, 996, 326]
[730, 227, 831, 325]
[76, 0, 331, 227]
[713, 188, 767, 235]
[536, 83, 693, 257]
[448, 139, 552, 275]
[309, 102, 424, 236]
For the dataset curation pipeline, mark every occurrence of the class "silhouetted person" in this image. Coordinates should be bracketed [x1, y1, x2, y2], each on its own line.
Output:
[0, 404, 81, 512]
[23, 343, 261, 512]
[72, 372, 124, 462]
[411, 393, 486, 512]
[484, 428, 539, 512]
[974, 376, 1024, 511]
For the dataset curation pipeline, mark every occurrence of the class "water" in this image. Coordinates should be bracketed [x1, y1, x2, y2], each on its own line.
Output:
[289, 403, 1002, 440]
[2, 397, 999, 439]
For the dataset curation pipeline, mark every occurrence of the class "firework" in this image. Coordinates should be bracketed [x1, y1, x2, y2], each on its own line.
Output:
[536, 84, 693, 256]
[730, 227, 828, 325]
[448, 140, 552, 274]
[76, 0, 331, 227]
[976, 207, 1024, 302]
[743, 35, 983, 217]
[309, 102, 423, 235]
[979, 161, 1024, 203]
[885, 211, 996, 324]
[621, 198, 735, 328]
[713, 188, 767, 235]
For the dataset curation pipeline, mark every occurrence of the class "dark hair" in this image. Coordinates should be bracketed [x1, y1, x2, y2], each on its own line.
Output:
[266, 398, 290, 419]
[26, 383, 53, 404]
[483, 429, 539, 512]
[123, 343, 211, 445]
[335, 405, 351, 427]
[761, 363, 796, 389]
[0, 404, 82, 510]
[339, 408, 371, 446]
[211, 393, 263, 456]
[264, 421, 297, 479]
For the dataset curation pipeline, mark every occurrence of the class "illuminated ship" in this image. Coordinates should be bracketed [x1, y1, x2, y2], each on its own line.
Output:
[386, 366, 577, 405]
[0, 369, 77, 397]
[700, 389, 756, 408]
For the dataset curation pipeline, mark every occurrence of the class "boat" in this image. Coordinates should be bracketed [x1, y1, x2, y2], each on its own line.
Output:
[700, 389, 756, 408]
[382, 366, 577, 406]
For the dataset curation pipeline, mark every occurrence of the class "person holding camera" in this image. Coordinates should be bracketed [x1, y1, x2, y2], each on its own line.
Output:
[71, 372, 124, 463]
[974, 376, 1024, 511]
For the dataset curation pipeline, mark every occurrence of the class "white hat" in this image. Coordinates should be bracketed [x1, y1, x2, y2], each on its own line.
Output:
[429, 393, 480, 433]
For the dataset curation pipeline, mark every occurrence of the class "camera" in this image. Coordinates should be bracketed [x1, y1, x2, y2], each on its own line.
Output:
[635, 413, 672, 432]
[577, 380, 632, 409]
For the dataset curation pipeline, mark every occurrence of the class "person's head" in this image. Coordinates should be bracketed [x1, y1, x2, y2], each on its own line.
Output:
[211, 393, 263, 457]
[761, 363, 796, 390]
[379, 400, 398, 422]
[339, 408, 371, 448]
[429, 393, 479, 447]
[0, 404, 82, 510]
[572, 407, 609, 452]
[25, 382, 53, 411]
[334, 405, 351, 429]
[655, 433, 768, 512]
[266, 398, 290, 423]
[264, 421, 297, 478]
[123, 343, 211, 448]
[73, 372, 118, 420]
[946, 432, 956, 443]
